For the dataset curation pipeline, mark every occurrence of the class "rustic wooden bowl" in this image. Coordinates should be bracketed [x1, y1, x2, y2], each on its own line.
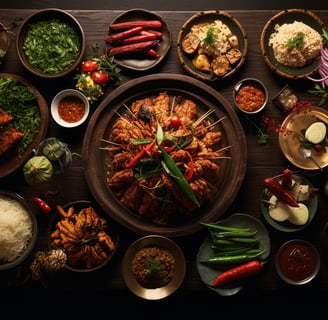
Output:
[16, 8, 86, 79]
[0, 73, 49, 178]
[177, 10, 248, 82]
[82, 74, 247, 237]
[260, 9, 325, 79]
[48, 200, 120, 272]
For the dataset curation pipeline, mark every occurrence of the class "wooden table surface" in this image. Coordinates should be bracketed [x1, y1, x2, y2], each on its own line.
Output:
[1, 8, 328, 310]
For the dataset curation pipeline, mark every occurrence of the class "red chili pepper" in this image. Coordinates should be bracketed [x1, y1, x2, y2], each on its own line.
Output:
[163, 143, 177, 153]
[145, 48, 159, 58]
[211, 260, 264, 287]
[125, 140, 156, 168]
[111, 33, 159, 45]
[281, 168, 293, 189]
[104, 26, 143, 43]
[109, 20, 163, 31]
[107, 40, 159, 56]
[264, 178, 299, 207]
[33, 197, 52, 213]
[185, 150, 194, 181]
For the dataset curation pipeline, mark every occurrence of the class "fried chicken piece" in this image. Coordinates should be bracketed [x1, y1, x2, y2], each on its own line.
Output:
[0, 127, 24, 156]
[0, 108, 13, 126]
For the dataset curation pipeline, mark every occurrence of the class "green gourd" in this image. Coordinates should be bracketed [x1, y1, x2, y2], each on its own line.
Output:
[41, 137, 65, 161]
[23, 155, 53, 185]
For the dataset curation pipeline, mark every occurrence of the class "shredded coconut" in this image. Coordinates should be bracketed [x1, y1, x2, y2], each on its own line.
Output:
[0, 194, 33, 262]
[268, 21, 322, 68]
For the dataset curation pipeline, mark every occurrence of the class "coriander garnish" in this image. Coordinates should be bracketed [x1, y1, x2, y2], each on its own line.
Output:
[203, 27, 218, 46]
[286, 32, 305, 48]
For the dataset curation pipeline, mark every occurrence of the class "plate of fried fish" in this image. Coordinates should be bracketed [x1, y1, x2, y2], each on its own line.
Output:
[177, 10, 248, 81]
[0, 73, 49, 178]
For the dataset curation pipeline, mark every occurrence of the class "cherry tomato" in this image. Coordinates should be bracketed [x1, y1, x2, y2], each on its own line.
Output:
[81, 60, 98, 72]
[171, 114, 181, 127]
[33, 197, 52, 213]
[91, 70, 110, 84]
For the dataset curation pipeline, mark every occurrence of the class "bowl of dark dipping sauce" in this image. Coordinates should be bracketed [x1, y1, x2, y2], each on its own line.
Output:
[51, 89, 89, 128]
[232, 78, 268, 114]
[275, 239, 320, 285]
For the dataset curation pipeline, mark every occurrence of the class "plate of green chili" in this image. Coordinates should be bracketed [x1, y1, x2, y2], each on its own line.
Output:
[196, 213, 270, 296]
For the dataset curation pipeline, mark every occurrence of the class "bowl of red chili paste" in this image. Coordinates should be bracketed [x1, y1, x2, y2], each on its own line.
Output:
[51, 89, 89, 128]
[232, 78, 268, 114]
[275, 239, 320, 285]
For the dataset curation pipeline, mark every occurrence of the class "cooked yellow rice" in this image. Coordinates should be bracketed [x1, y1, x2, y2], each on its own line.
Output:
[268, 21, 323, 68]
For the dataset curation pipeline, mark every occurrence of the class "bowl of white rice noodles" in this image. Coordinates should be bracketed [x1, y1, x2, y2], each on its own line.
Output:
[260, 9, 325, 79]
[0, 190, 37, 270]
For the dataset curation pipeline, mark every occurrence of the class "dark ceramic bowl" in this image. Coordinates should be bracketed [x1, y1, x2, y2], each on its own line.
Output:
[48, 200, 119, 272]
[16, 8, 86, 79]
[0, 190, 38, 270]
[275, 239, 320, 285]
[260, 9, 325, 79]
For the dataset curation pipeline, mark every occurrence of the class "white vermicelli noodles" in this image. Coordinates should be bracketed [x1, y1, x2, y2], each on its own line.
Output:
[0, 195, 33, 262]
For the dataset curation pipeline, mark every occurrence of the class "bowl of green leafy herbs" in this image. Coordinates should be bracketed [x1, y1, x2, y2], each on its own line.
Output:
[16, 8, 86, 79]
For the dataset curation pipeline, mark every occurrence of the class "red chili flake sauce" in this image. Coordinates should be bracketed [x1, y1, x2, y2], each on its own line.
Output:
[278, 243, 318, 282]
[58, 96, 85, 123]
[235, 84, 265, 112]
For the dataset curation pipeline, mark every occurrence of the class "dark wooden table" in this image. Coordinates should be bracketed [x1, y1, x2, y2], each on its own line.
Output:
[1, 8, 328, 312]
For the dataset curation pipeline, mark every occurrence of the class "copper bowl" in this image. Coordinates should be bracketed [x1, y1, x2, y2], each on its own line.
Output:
[16, 8, 86, 79]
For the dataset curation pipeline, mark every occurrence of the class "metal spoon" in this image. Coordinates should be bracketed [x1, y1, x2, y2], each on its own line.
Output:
[299, 145, 323, 171]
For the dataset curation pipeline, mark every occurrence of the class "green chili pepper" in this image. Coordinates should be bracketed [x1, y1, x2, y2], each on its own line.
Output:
[156, 123, 200, 207]
[214, 230, 258, 238]
[201, 222, 251, 233]
[200, 249, 267, 265]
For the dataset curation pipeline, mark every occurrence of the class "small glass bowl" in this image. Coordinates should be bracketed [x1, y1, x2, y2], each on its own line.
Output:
[232, 78, 268, 114]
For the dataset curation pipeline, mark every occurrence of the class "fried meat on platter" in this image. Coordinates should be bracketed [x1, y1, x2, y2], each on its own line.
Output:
[104, 92, 229, 225]
[0, 127, 24, 157]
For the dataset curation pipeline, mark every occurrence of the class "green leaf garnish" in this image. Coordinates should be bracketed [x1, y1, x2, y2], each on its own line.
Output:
[147, 260, 161, 273]
[203, 27, 218, 46]
[286, 32, 305, 48]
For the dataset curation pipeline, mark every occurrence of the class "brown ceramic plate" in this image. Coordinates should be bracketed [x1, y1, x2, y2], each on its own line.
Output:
[82, 73, 247, 237]
[48, 200, 119, 272]
[107, 8, 171, 71]
[260, 9, 326, 79]
[0, 73, 49, 178]
[278, 106, 328, 170]
[177, 10, 248, 81]
[122, 235, 186, 300]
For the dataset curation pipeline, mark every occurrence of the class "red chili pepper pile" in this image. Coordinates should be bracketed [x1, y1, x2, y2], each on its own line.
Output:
[105, 20, 163, 58]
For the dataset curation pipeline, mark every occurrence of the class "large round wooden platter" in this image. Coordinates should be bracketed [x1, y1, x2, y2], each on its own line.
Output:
[0, 73, 49, 178]
[82, 73, 247, 237]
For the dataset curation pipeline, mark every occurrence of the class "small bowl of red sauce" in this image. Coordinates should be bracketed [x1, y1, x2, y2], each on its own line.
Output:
[232, 78, 268, 114]
[275, 239, 320, 285]
[51, 89, 89, 128]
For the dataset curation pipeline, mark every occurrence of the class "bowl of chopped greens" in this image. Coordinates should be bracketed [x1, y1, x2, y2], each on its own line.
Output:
[16, 8, 86, 79]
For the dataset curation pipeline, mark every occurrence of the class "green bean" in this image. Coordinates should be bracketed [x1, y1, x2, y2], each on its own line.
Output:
[228, 237, 259, 244]
[201, 222, 251, 233]
[210, 247, 253, 256]
[214, 230, 257, 238]
[200, 249, 267, 265]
